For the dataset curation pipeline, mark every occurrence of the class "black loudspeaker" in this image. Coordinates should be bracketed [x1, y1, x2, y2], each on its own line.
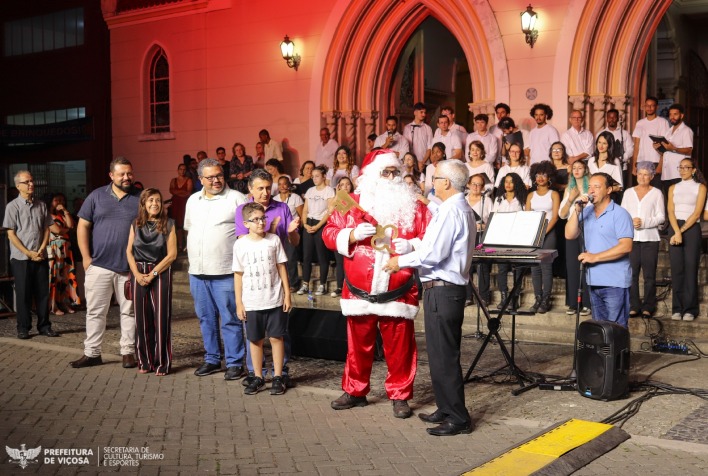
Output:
[289, 308, 349, 361]
[576, 320, 630, 401]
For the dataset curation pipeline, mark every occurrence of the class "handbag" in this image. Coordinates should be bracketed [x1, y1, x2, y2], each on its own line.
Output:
[124, 279, 133, 301]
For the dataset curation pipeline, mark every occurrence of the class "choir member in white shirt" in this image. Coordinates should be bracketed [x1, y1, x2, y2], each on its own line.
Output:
[465, 114, 500, 167]
[525, 104, 560, 165]
[314, 127, 339, 167]
[428, 115, 462, 161]
[631, 96, 669, 185]
[588, 131, 623, 194]
[402, 102, 433, 170]
[620, 162, 664, 318]
[465, 141, 495, 193]
[560, 110, 594, 164]
[597, 109, 633, 184]
[374, 116, 410, 158]
[495, 143, 531, 189]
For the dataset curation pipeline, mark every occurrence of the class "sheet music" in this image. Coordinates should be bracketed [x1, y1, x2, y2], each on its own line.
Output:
[483, 211, 546, 247]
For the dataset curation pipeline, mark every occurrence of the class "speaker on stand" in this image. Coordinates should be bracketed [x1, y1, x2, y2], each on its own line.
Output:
[576, 320, 630, 401]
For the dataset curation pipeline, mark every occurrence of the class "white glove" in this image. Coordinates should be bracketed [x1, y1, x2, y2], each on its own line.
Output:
[392, 238, 413, 255]
[352, 223, 377, 241]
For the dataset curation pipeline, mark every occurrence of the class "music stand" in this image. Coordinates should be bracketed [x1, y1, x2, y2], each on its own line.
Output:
[464, 211, 552, 395]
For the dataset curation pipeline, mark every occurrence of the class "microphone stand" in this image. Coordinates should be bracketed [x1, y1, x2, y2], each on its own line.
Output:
[472, 191, 488, 339]
[539, 198, 588, 391]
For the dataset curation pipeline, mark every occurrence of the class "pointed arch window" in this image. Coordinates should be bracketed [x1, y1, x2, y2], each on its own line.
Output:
[149, 48, 170, 133]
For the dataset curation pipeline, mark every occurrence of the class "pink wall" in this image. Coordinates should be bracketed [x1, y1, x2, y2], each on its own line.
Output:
[108, 0, 335, 193]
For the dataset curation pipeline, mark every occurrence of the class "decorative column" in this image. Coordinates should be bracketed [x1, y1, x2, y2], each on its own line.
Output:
[360, 111, 378, 162]
[343, 111, 360, 159]
[610, 96, 630, 129]
[322, 110, 341, 142]
[588, 95, 608, 135]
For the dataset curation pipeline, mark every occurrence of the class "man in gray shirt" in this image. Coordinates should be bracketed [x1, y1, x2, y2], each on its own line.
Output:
[2, 170, 56, 339]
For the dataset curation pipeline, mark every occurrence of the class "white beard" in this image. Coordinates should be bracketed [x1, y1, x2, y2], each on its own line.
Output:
[357, 175, 417, 231]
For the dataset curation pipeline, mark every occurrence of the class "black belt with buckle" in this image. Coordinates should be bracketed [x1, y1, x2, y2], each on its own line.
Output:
[421, 279, 461, 290]
[345, 275, 415, 304]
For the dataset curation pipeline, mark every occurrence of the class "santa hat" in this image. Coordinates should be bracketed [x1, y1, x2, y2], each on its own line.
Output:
[360, 149, 401, 177]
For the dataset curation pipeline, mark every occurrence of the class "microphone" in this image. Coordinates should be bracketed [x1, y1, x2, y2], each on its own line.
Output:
[575, 194, 595, 206]
[481, 188, 492, 196]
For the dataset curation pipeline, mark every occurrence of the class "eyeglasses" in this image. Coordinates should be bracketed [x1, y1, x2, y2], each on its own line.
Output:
[201, 174, 224, 182]
[246, 217, 266, 224]
[551, 148, 563, 152]
[380, 169, 401, 178]
[470, 182, 484, 187]
[677, 166, 693, 170]
[17, 180, 34, 185]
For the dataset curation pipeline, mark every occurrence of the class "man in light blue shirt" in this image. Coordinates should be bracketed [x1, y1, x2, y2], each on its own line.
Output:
[566, 173, 633, 327]
[385, 159, 475, 436]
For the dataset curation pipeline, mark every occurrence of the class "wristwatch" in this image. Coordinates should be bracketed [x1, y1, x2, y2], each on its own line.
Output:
[152, 271, 158, 277]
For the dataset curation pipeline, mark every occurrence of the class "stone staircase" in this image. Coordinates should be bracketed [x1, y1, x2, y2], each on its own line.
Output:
[170, 244, 708, 352]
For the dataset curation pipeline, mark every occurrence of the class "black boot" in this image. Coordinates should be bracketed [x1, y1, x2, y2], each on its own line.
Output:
[497, 292, 508, 310]
[537, 294, 551, 314]
[529, 294, 542, 313]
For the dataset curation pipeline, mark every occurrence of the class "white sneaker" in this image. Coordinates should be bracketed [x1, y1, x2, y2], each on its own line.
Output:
[296, 283, 309, 295]
[566, 307, 576, 315]
[671, 313, 682, 321]
[330, 289, 342, 298]
[580, 307, 591, 316]
[314, 284, 325, 296]
[683, 313, 695, 321]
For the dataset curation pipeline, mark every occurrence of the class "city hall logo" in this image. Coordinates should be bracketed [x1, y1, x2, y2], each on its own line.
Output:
[6, 444, 41, 469]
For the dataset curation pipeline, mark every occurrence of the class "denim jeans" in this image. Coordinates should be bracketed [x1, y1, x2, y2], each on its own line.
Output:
[589, 286, 630, 328]
[189, 274, 245, 367]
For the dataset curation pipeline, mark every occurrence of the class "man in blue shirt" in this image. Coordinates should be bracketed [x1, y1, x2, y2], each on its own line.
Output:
[565, 173, 634, 327]
[71, 157, 141, 368]
[385, 159, 475, 436]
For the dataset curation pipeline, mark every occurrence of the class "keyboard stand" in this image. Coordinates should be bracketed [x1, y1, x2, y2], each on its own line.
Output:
[463, 266, 540, 395]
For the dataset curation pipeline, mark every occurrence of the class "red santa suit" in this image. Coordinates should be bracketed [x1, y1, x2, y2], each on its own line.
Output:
[322, 150, 430, 401]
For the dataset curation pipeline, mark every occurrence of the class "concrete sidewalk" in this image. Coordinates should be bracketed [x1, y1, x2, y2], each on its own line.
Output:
[1, 308, 707, 475]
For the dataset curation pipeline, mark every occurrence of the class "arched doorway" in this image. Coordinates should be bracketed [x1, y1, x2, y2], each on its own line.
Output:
[568, 0, 706, 171]
[389, 17, 472, 136]
[315, 0, 507, 161]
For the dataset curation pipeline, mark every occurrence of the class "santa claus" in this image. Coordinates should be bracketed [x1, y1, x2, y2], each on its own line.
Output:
[322, 149, 431, 418]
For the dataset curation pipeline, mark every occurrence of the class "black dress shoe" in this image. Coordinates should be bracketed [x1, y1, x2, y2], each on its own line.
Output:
[194, 362, 222, 377]
[122, 354, 137, 368]
[426, 421, 474, 436]
[418, 409, 446, 424]
[70, 355, 103, 368]
[39, 329, 60, 337]
[17, 331, 30, 340]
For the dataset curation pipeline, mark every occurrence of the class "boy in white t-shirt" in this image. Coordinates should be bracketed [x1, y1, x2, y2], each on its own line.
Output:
[233, 203, 291, 395]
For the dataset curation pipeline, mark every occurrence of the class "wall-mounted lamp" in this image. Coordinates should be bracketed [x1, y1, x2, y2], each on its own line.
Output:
[280, 35, 301, 71]
[520, 5, 538, 48]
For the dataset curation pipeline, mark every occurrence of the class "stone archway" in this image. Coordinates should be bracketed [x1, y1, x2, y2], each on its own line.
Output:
[567, 0, 673, 132]
[313, 0, 507, 160]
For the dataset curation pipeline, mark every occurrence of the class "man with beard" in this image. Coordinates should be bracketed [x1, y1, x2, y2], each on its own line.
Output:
[322, 150, 431, 419]
[70, 157, 141, 368]
[655, 103, 693, 194]
[525, 103, 560, 165]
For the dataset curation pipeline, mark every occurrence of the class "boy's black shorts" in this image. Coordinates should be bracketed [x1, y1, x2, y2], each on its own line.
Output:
[246, 306, 288, 342]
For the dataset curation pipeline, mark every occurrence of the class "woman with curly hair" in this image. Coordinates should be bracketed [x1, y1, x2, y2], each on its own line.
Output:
[47, 193, 80, 315]
[559, 160, 592, 315]
[492, 173, 527, 309]
[525, 161, 560, 313]
[229, 142, 255, 194]
[465, 140, 495, 193]
[326, 145, 360, 188]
